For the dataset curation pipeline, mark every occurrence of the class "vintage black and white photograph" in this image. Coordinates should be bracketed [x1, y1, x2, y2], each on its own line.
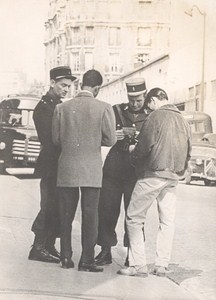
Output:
[0, 0, 216, 299]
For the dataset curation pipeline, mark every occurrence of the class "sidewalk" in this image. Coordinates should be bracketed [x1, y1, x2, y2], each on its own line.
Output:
[0, 175, 205, 300]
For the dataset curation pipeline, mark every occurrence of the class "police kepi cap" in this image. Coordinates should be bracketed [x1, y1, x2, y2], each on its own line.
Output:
[50, 66, 76, 81]
[126, 78, 146, 96]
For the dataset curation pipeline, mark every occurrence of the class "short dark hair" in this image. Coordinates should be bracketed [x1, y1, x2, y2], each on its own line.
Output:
[82, 69, 103, 87]
[144, 88, 168, 106]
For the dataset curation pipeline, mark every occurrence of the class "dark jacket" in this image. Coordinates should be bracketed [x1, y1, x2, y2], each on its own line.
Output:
[103, 103, 149, 180]
[131, 104, 192, 180]
[33, 92, 62, 178]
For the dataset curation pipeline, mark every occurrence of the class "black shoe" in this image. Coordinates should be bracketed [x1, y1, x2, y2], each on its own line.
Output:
[78, 262, 103, 272]
[95, 250, 112, 266]
[61, 258, 74, 269]
[46, 246, 60, 259]
[28, 247, 60, 264]
[124, 256, 129, 267]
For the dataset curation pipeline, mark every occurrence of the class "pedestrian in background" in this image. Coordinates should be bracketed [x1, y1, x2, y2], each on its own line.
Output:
[95, 78, 148, 267]
[118, 88, 191, 277]
[52, 69, 116, 272]
[29, 66, 76, 263]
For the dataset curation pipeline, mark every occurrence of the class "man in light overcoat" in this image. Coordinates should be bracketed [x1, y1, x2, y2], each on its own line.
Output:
[52, 69, 116, 272]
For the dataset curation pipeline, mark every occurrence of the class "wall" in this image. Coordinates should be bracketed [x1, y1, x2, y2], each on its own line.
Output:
[99, 55, 169, 106]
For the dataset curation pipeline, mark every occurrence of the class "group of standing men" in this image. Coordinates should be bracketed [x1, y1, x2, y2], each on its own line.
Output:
[28, 65, 191, 277]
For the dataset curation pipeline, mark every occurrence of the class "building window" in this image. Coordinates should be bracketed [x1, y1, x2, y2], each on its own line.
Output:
[187, 87, 195, 110]
[176, 103, 185, 111]
[135, 53, 149, 64]
[195, 84, 200, 111]
[137, 27, 151, 46]
[65, 27, 80, 46]
[109, 27, 121, 46]
[70, 52, 80, 72]
[57, 37, 61, 55]
[66, 27, 72, 45]
[188, 85, 201, 111]
[71, 27, 81, 45]
[211, 79, 216, 97]
[85, 52, 93, 70]
[188, 86, 194, 99]
[84, 27, 94, 45]
[109, 53, 120, 73]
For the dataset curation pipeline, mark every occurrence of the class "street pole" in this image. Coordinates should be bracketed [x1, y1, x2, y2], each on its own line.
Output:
[200, 10, 206, 112]
[185, 5, 206, 112]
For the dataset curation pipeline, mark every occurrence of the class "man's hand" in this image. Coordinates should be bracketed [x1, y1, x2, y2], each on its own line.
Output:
[129, 144, 135, 153]
[116, 129, 125, 140]
[135, 131, 140, 137]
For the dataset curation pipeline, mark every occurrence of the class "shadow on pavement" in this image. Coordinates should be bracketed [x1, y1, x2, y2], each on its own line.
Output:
[165, 264, 202, 285]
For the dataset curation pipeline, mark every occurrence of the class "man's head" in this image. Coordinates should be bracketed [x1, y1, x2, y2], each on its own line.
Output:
[144, 88, 168, 111]
[81, 69, 103, 97]
[126, 78, 147, 112]
[50, 66, 76, 99]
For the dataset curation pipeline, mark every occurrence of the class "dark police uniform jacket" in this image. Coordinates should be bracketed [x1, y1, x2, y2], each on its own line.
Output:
[33, 92, 62, 179]
[103, 103, 149, 180]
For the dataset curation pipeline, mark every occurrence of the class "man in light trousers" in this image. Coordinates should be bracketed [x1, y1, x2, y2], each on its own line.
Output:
[118, 88, 191, 277]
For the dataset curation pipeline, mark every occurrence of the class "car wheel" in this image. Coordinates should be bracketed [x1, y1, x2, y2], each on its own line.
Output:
[0, 161, 6, 175]
[204, 179, 211, 186]
[185, 174, 191, 185]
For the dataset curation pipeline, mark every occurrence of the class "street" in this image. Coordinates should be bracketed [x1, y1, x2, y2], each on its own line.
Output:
[0, 174, 215, 300]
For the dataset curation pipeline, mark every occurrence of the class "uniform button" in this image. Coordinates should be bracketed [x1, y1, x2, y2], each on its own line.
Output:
[77, 144, 79, 147]
[73, 111, 76, 113]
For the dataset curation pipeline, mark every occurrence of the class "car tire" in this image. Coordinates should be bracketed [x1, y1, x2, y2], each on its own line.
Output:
[0, 161, 6, 175]
[185, 174, 191, 185]
[204, 179, 211, 186]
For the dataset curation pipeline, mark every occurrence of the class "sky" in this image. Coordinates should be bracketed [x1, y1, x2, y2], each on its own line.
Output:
[0, 0, 49, 82]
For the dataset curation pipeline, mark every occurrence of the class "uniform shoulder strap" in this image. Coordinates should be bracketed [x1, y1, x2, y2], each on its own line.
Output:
[113, 104, 127, 127]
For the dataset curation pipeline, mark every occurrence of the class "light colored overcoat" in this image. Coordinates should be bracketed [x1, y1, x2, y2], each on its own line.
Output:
[52, 91, 116, 187]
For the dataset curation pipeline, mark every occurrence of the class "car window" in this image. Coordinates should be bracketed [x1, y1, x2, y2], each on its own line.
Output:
[0, 98, 38, 110]
[0, 108, 21, 126]
[0, 97, 39, 128]
[0, 108, 36, 128]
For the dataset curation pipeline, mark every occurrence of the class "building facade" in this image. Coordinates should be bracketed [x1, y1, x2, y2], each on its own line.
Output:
[44, 0, 216, 130]
[99, 54, 169, 106]
[167, 0, 216, 129]
[44, 0, 171, 92]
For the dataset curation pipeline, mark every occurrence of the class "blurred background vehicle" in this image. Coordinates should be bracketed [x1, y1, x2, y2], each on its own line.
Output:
[0, 95, 41, 175]
[183, 111, 216, 186]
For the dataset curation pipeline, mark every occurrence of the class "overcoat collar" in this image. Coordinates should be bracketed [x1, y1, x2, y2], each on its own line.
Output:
[76, 91, 94, 98]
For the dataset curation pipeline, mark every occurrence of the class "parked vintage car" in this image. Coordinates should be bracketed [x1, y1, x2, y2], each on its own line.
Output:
[182, 111, 216, 186]
[0, 95, 41, 175]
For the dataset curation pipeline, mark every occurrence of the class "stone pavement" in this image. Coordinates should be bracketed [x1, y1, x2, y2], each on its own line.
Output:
[0, 175, 212, 300]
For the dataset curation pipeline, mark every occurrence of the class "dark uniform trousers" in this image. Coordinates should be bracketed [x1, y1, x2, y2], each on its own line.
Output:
[98, 172, 137, 248]
[32, 92, 62, 250]
[58, 187, 100, 264]
[97, 103, 148, 250]
[31, 176, 60, 249]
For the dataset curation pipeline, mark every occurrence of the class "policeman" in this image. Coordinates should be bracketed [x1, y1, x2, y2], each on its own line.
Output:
[95, 78, 149, 266]
[28, 66, 76, 263]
